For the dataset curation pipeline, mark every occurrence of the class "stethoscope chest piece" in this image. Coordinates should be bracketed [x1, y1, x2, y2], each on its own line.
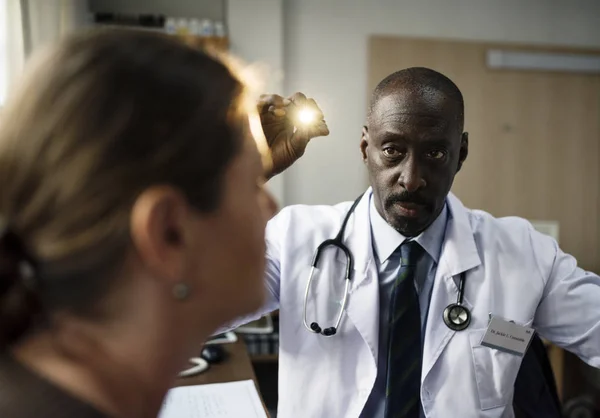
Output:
[441, 271, 471, 332]
[443, 303, 471, 331]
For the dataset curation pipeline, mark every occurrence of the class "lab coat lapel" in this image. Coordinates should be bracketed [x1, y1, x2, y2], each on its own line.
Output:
[341, 190, 380, 367]
[422, 193, 481, 381]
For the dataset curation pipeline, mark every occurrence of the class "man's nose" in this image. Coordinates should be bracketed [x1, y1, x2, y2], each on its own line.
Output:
[398, 156, 426, 193]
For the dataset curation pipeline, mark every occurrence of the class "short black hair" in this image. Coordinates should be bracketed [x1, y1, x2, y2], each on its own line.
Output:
[368, 67, 464, 132]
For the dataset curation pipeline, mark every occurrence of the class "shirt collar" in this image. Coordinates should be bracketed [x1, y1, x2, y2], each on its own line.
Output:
[369, 193, 448, 264]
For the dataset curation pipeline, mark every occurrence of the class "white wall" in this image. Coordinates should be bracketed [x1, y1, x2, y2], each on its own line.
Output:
[228, 0, 286, 204]
[20, 0, 90, 56]
[282, 0, 600, 205]
[0, 0, 24, 105]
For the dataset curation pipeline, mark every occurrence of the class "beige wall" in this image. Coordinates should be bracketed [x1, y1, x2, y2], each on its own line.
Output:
[281, 0, 600, 207]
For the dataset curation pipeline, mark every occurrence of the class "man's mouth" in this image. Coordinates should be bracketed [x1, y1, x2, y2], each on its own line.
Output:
[394, 201, 425, 218]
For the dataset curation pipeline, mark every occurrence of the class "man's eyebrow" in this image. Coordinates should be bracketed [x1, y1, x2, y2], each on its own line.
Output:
[377, 131, 408, 142]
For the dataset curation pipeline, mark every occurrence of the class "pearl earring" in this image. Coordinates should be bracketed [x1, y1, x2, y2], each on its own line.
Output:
[172, 283, 191, 300]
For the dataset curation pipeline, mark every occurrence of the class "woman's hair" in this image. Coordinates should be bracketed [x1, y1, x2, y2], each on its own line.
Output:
[0, 29, 249, 346]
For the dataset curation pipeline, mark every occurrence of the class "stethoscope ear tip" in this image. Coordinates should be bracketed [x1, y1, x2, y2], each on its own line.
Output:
[323, 327, 337, 336]
[310, 322, 322, 333]
[308, 322, 337, 336]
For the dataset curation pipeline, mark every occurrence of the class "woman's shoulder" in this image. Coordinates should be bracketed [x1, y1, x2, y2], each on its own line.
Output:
[0, 351, 109, 418]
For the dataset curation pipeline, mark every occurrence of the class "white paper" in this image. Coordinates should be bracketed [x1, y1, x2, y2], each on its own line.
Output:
[158, 380, 267, 418]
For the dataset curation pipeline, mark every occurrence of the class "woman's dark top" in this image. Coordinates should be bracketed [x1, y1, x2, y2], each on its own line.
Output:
[0, 351, 109, 418]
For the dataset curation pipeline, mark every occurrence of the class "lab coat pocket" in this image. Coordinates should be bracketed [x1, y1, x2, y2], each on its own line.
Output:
[469, 329, 523, 411]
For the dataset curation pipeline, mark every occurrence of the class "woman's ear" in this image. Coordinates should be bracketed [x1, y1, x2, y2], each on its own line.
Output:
[360, 126, 369, 163]
[129, 186, 190, 284]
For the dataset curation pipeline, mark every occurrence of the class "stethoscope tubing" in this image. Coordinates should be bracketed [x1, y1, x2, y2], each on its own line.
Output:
[303, 193, 472, 336]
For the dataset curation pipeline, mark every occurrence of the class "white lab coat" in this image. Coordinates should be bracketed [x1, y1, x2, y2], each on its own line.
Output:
[226, 190, 600, 418]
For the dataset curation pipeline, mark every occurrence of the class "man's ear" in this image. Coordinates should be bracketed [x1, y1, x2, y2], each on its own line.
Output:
[457, 132, 469, 172]
[360, 126, 369, 163]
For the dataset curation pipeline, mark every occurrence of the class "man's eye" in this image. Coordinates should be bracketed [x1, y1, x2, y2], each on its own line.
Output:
[427, 150, 446, 160]
[382, 147, 399, 157]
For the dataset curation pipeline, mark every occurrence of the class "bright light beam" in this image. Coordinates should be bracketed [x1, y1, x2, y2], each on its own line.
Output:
[297, 108, 316, 125]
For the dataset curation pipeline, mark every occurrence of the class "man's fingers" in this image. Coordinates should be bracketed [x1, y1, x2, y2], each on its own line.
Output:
[290, 96, 324, 120]
[263, 93, 323, 122]
[292, 119, 330, 149]
[259, 94, 285, 107]
[289, 94, 328, 140]
[258, 94, 286, 114]
[267, 105, 286, 117]
[261, 93, 320, 113]
[313, 120, 330, 136]
[307, 98, 324, 117]
[306, 121, 329, 139]
[288, 92, 308, 107]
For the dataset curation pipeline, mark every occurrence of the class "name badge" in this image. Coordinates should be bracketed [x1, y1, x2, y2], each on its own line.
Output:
[480, 316, 535, 356]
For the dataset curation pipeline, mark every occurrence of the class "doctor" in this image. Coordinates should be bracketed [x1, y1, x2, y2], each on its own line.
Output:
[231, 67, 600, 418]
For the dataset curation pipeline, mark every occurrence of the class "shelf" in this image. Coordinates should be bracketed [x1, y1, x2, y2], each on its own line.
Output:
[180, 35, 229, 52]
[94, 24, 229, 52]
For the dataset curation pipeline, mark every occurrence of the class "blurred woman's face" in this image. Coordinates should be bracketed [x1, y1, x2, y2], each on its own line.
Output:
[186, 111, 277, 323]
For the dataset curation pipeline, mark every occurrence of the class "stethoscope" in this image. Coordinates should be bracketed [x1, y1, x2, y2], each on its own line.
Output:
[303, 194, 471, 337]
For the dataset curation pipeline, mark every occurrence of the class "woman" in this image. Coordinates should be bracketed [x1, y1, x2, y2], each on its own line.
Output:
[0, 29, 282, 417]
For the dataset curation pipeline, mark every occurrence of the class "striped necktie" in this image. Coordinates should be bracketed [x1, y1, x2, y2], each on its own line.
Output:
[384, 240, 424, 418]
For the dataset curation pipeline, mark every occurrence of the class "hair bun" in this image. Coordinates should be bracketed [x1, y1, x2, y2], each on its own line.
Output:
[0, 227, 42, 346]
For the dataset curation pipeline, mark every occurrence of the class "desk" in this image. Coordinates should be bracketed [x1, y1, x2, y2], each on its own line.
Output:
[175, 339, 258, 386]
[174, 339, 269, 415]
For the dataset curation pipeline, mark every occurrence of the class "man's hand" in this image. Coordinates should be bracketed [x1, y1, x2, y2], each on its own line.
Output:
[258, 92, 329, 179]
